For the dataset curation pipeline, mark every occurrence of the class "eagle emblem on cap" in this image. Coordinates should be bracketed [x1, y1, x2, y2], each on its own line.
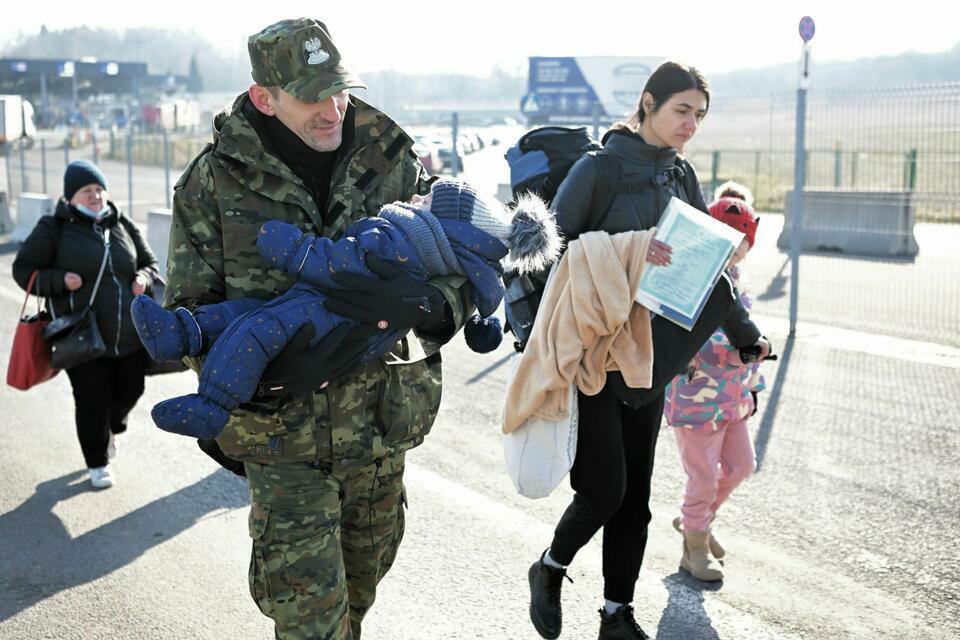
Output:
[304, 37, 330, 65]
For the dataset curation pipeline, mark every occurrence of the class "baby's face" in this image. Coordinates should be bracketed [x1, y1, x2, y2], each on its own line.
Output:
[408, 192, 433, 211]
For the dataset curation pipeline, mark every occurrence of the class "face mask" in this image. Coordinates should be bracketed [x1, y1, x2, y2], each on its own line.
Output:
[74, 202, 110, 219]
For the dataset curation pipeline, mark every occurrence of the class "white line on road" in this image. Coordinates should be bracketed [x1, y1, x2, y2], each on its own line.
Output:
[751, 313, 960, 369]
[395, 463, 801, 639]
[0, 270, 960, 369]
[1, 278, 956, 369]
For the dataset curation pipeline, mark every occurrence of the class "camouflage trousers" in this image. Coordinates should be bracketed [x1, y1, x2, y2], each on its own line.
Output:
[245, 454, 407, 640]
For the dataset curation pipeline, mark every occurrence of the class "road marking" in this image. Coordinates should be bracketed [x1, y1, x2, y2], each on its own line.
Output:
[752, 313, 960, 369]
[1, 272, 956, 369]
[401, 463, 802, 639]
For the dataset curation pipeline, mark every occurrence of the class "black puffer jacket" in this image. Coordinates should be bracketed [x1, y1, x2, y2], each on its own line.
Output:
[12, 200, 158, 359]
[549, 127, 761, 406]
[554, 127, 708, 240]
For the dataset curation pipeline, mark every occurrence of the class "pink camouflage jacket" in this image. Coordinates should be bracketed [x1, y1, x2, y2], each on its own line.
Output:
[664, 268, 766, 431]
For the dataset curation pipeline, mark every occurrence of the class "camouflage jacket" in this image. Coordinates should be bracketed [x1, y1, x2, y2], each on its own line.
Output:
[664, 270, 766, 431]
[165, 93, 473, 465]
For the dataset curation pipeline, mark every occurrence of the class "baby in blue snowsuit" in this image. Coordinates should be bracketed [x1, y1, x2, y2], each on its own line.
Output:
[132, 179, 558, 439]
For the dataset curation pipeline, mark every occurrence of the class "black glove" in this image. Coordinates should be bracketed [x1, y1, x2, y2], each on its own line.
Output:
[323, 254, 448, 333]
[255, 321, 379, 400]
[739, 338, 778, 364]
[197, 438, 246, 477]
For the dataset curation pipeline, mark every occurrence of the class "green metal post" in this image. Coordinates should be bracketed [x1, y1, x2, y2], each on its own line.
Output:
[834, 145, 842, 188]
[904, 149, 917, 191]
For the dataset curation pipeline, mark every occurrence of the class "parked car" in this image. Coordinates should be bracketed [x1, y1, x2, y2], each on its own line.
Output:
[437, 146, 464, 173]
[0, 95, 36, 149]
[413, 138, 443, 174]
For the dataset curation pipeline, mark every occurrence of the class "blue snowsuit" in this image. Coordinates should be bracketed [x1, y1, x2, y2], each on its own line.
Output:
[140, 211, 508, 439]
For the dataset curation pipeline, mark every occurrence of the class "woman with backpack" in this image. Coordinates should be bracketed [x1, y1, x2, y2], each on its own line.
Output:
[12, 160, 159, 490]
[526, 62, 771, 640]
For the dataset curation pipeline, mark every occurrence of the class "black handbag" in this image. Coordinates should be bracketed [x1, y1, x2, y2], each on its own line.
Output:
[42, 229, 110, 370]
[142, 274, 189, 376]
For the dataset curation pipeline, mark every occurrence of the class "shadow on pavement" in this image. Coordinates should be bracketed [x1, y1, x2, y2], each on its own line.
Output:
[465, 349, 516, 384]
[655, 571, 722, 639]
[756, 256, 789, 302]
[753, 334, 794, 472]
[0, 467, 248, 623]
[0, 240, 22, 256]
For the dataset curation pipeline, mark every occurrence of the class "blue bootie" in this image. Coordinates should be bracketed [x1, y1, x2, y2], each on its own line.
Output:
[131, 295, 203, 362]
[151, 394, 231, 440]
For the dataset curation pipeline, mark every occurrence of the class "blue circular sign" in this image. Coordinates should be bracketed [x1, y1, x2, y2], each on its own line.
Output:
[799, 16, 816, 42]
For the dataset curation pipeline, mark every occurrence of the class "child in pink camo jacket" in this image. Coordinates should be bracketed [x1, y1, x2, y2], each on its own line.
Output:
[664, 181, 768, 583]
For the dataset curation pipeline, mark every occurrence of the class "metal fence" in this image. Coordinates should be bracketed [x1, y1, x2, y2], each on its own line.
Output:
[686, 83, 960, 347]
[2, 83, 959, 348]
[687, 83, 960, 221]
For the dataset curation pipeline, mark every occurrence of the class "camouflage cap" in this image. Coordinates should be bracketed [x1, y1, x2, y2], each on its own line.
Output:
[248, 18, 366, 103]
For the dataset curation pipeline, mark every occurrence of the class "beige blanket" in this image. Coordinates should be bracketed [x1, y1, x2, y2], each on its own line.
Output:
[502, 230, 656, 434]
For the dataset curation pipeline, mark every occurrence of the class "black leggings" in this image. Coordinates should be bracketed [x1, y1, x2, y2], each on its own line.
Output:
[65, 350, 147, 468]
[549, 386, 664, 604]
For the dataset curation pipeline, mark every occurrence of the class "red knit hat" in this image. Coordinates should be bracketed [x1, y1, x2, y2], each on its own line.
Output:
[708, 197, 759, 248]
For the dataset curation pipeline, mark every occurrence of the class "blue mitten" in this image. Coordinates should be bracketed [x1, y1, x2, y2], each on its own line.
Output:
[151, 393, 231, 440]
[257, 220, 310, 275]
[131, 295, 203, 361]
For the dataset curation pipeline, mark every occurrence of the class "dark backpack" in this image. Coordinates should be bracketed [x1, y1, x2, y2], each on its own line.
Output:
[502, 126, 687, 351]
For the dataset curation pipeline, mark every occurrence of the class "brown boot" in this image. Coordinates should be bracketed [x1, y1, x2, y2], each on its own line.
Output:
[673, 516, 725, 560]
[680, 529, 724, 582]
[708, 524, 726, 559]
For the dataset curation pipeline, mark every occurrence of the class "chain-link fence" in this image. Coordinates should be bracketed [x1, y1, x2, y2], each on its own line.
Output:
[0, 127, 207, 224]
[3, 84, 958, 347]
[687, 82, 960, 346]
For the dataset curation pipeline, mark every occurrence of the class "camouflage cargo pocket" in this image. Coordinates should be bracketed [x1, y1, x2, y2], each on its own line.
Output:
[375, 357, 442, 453]
[247, 502, 280, 620]
[247, 499, 348, 630]
[217, 393, 317, 462]
[377, 486, 406, 582]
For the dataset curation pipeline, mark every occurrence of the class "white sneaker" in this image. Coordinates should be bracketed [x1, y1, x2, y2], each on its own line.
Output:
[89, 466, 114, 489]
[107, 434, 117, 460]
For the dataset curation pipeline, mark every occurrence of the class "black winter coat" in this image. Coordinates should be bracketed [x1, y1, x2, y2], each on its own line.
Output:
[554, 128, 708, 240]
[12, 200, 158, 359]
[550, 127, 761, 407]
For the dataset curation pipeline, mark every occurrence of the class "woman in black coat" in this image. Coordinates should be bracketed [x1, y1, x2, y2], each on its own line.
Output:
[12, 160, 159, 489]
[526, 62, 770, 640]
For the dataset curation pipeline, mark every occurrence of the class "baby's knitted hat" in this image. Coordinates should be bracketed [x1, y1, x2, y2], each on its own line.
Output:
[430, 178, 560, 274]
[430, 179, 512, 238]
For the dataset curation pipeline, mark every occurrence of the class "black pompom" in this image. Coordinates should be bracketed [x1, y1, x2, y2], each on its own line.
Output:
[463, 314, 503, 353]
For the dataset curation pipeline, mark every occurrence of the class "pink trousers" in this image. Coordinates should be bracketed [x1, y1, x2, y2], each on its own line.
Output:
[673, 418, 756, 531]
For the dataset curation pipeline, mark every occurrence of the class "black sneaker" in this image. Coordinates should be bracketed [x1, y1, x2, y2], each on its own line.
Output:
[528, 550, 572, 639]
[597, 605, 650, 640]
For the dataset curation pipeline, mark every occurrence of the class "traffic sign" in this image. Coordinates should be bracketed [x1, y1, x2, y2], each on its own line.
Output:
[799, 16, 816, 42]
[523, 56, 663, 125]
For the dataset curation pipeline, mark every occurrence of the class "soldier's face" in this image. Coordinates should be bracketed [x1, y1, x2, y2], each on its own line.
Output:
[271, 89, 350, 152]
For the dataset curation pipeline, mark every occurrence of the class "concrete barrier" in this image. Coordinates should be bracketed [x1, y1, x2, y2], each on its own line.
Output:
[147, 208, 173, 278]
[778, 189, 919, 257]
[11, 193, 54, 243]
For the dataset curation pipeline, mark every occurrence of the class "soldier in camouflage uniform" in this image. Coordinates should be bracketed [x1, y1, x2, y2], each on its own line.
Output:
[164, 18, 473, 639]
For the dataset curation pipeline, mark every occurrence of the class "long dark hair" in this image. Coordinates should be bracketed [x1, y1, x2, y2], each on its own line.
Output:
[614, 61, 710, 133]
